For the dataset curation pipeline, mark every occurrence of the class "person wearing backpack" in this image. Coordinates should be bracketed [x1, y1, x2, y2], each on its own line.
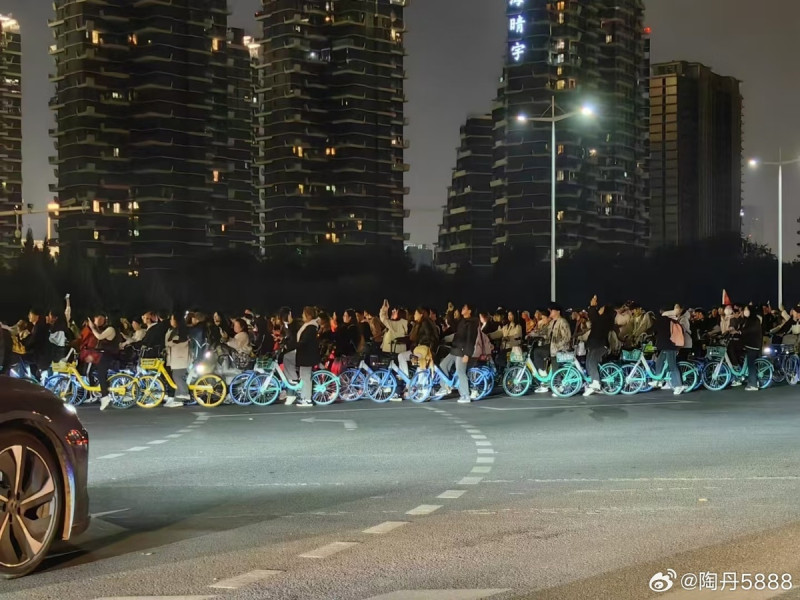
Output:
[439, 303, 479, 403]
[651, 305, 685, 395]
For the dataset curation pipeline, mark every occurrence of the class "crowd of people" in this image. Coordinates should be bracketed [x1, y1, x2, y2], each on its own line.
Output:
[2, 293, 799, 406]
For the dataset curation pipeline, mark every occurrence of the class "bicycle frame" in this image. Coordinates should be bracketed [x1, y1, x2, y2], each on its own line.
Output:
[512, 354, 552, 385]
[389, 361, 413, 385]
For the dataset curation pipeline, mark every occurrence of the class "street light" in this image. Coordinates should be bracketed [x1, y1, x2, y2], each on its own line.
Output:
[516, 96, 596, 302]
[748, 150, 800, 307]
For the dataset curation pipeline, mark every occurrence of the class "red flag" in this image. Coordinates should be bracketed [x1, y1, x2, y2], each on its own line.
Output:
[722, 289, 731, 306]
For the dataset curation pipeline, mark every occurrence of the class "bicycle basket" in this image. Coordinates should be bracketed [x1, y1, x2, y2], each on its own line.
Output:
[777, 344, 796, 355]
[51, 361, 72, 374]
[706, 346, 727, 360]
[140, 358, 164, 370]
[231, 351, 253, 370]
[555, 351, 575, 364]
[621, 349, 642, 362]
[254, 356, 275, 371]
[643, 342, 656, 354]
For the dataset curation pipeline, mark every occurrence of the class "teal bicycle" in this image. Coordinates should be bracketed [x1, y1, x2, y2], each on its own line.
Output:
[619, 346, 699, 395]
[501, 345, 563, 397]
[549, 352, 624, 397]
[701, 344, 773, 391]
[247, 361, 340, 406]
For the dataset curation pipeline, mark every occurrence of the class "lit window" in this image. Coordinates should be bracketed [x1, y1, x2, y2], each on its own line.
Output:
[213, 170, 220, 182]
[557, 211, 565, 221]
[558, 12, 565, 24]
[556, 67, 563, 76]
[91, 31, 101, 45]
[556, 170, 565, 181]
[113, 203, 120, 214]
[93, 231, 99, 240]
[298, 184, 305, 194]
[588, 148, 597, 157]
[357, 220, 363, 231]
[555, 39, 565, 51]
[556, 79, 566, 90]
[221, 224, 226, 232]
[556, 1, 566, 10]
[92, 200, 101, 213]
[556, 248, 565, 259]
[132, 201, 139, 210]
[129, 34, 138, 45]
[606, 34, 613, 44]
[212, 39, 220, 51]
[557, 144, 565, 155]
[113, 147, 120, 157]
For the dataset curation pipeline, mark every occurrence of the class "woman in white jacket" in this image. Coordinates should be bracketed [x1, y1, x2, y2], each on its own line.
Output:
[379, 299, 409, 353]
[226, 318, 253, 355]
[165, 313, 191, 407]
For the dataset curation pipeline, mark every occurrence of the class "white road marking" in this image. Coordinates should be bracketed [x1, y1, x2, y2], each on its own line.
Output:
[165, 434, 182, 439]
[361, 590, 511, 600]
[471, 435, 488, 440]
[529, 476, 800, 483]
[476, 457, 495, 464]
[406, 504, 443, 515]
[452, 420, 467, 424]
[97, 454, 124, 460]
[206, 406, 415, 418]
[480, 399, 694, 411]
[477, 448, 495, 454]
[362, 521, 409, 534]
[475, 441, 492, 446]
[301, 417, 357, 430]
[471, 466, 492, 474]
[90, 508, 130, 519]
[458, 476, 484, 485]
[437, 490, 466, 499]
[126, 446, 150, 452]
[177, 429, 193, 433]
[298, 541, 359, 559]
[209, 569, 282, 589]
[147, 440, 168, 445]
[466, 429, 482, 433]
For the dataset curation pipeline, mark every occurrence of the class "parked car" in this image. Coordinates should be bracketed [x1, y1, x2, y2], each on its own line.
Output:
[0, 376, 89, 578]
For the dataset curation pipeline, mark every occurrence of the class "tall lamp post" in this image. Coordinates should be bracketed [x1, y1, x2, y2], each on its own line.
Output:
[749, 150, 800, 307]
[517, 97, 595, 302]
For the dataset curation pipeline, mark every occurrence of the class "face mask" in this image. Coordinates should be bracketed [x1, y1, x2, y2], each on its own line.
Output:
[744, 310, 750, 318]
[724, 307, 733, 317]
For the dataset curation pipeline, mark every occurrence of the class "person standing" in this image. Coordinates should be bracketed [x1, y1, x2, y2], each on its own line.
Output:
[23, 308, 50, 374]
[651, 306, 685, 396]
[738, 305, 763, 392]
[438, 303, 479, 403]
[584, 296, 614, 397]
[90, 313, 119, 410]
[164, 312, 191, 408]
[293, 306, 320, 407]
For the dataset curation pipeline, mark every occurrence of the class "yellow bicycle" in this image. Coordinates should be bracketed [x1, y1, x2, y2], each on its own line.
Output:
[135, 358, 227, 408]
[45, 352, 137, 408]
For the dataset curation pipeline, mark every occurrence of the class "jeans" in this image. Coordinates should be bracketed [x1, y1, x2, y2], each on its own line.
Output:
[299, 366, 313, 402]
[533, 345, 550, 373]
[283, 350, 298, 381]
[745, 348, 759, 388]
[586, 346, 606, 385]
[655, 350, 681, 389]
[398, 350, 413, 377]
[173, 369, 189, 399]
[440, 354, 470, 400]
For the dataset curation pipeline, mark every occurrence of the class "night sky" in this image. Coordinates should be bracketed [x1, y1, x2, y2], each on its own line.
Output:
[5, 0, 800, 255]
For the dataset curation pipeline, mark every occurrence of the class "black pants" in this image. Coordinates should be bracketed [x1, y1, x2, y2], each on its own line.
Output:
[533, 345, 550, 373]
[586, 346, 606, 384]
[97, 354, 112, 396]
[745, 348, 759, 388]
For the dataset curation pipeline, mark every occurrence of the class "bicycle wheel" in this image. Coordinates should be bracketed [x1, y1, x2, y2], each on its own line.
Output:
[311, 370, 340, 405]
[229, 372, 254, 406]
[339, 369, 366, 402]
[678, 362, 699, 393]
[108, 373, 138, 409]
[136, 375, 166, 408]
[785, 354, 800, 385]
[365, 369, 397, 403]
[772, 356, 786, 384]
[688, 360, 705, 391]
[701, 361, 730, 391]
[599, 363, 624, 395]
[755, 358, 774, 390]
[502, 365, 533, 397]
[620, 364, 646, 395]
[406, 369, 433, 404]
[49, 375, 79, 405]
[192, 374, 227, 407]
[468, 368, 491, 400]
[551, 365, 583, 398]
[248, 372, 281, 406]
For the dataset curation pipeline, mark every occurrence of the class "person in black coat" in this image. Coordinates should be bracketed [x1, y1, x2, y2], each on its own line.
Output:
[336, 309, 364, 357]
[652, 306, 684, 394]
[737, 305, 763, 391]
[439, 303, 480, 403]
[294, 306, 320, 407]
[23, 308, 51, 372]
[584, 295, 615, 396]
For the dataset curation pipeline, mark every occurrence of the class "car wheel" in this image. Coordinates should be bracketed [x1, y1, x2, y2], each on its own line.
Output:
[0, 430, 63, 579]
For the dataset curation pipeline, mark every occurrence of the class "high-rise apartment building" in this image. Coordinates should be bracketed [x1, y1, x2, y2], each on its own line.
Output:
[49, 1, 255, 273]
[436, 114, 494, 273]
[0, 15, 22, 262]
[491, 0, 649, 264]
[254, 0, 408, 256]
[649, 61, 742, 247]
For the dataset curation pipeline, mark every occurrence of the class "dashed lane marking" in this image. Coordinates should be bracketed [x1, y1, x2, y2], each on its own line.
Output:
[362, 521, 409, 534]
[165, 434, 182, 439]
[475, 441, 492, 446]
[437, 490, 466, 499]
[177, 429, 193, 433]
[476, 457, 495, 464]
[147, 440, 168, 445]
[97, 453, 124, 460]
[477, 448, 495, 454]
[406, 504, 443, 516]
[471, 435, 488, 440]
[458, 477, 484, 485]
[361, 590, 511, 600]
[466, 429, 482, 433]
[471, 466, 492, 474]
[209, 570, 282, 589]
[126, 446, 150, 452]
[298, 541, 359, 559]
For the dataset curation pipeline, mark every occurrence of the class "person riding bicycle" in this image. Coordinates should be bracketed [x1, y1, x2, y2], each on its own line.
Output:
[497, 310, 522, 372]
[584, 295, 614, 397]
[379, 300, 409, 354]
[533, 303, 570, 394]
[336, 309, 365, 359]
[439, 303, 479, 404]
[90, 312, 120, 410]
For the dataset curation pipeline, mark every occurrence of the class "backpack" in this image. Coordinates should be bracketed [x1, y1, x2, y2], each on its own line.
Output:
[472, 328, 494, 358]
[669, 319, 685, 348]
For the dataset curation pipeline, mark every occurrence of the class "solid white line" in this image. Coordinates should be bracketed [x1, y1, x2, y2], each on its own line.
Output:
[148, 440, 168, 445]
[90, 508, 130, 519]
[362, 521, 409, 534]
[209, 570, 282, 589]
[406, 504, 443, 515]
[126, 446, 150, 452]
[471, 435, 488, 440]
[207, 406, 415, 418]
[476, 457, 495, 464]
[477, 449, 495, 454]
[437, 490, 466, 499]
[458, 476, 484, 485]
[529, 476, 800, 483]
[165, 434, 182, 439]
[471, 466, 492, 474]
[475, 441, 492, 446]
[298, 541, 359, 559]
[97, 453, 124, 460]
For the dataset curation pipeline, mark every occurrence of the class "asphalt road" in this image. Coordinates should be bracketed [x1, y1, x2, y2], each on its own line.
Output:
[6, 386, 800, 600]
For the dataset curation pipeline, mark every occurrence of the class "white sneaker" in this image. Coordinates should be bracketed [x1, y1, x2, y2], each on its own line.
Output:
[285, 395, 297, 406]
[457, 397, 471, 404]
[647, 381, 660, 389]
[279, 390, 287, 401]
[296, 400, 313, 407]
[390, 395, 403, 402]
[745, 385, 758, 391]
[534, 386, 549, 394]
[583, 387, 596, 397]
[99, 396, 112, 411]
[165, 399, 184, 408]
[731, 380, 743, 387]
[672, 386, 685, 396]
[470, 389, 479, 399]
